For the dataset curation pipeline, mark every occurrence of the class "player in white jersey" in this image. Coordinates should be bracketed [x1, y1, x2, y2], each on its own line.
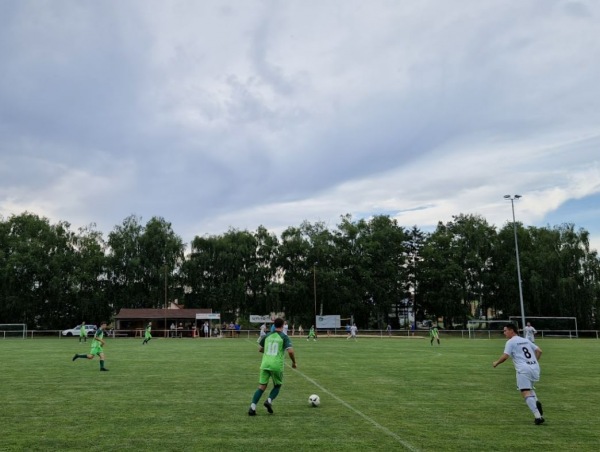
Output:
[523, 322, 537, 342]
[347, 323, 358, 340]
[493, 323, 545, 425]
[283, 321, 289, 336]
[258, 323, 267, 343]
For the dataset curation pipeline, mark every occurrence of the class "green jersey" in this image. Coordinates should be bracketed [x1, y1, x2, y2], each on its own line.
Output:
[430, 327, 439, 337]
[145, 324, 152, 338]
[80, 325, 86, 337]
[259, 332, 292, 372]
[90, 328, 105, 354]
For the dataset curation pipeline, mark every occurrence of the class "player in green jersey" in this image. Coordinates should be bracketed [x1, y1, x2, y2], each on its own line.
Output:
[248, 318, 297, 416]
[79, 321, 87, 343]
[72, 321, 109, 371]
[307, 325, 317, 341]
[142, 322, 152, 344]
[430, 325, 440, 346]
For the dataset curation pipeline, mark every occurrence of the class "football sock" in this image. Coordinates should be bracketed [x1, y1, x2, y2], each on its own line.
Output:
[76, 354, 87, 359]
[100, 360, 105, 369]
[252, 389, 265, 404]
[530, 390, 538, 401]
[269, 385, 281, 401]
[525, 396, 541, 417]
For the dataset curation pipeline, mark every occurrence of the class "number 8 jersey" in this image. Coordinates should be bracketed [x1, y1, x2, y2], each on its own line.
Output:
[503, 335, 540, 374]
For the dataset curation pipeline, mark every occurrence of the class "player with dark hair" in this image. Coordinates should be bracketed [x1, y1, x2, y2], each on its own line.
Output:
[72, 321, 109, 371]
[493, 323, 544, 424]
[248, 317, 296, 416]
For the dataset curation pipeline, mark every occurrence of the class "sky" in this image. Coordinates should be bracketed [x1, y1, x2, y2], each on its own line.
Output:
[1, 0, 600, 252]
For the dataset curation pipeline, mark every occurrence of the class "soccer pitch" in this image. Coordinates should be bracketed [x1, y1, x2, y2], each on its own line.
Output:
[1, 335, 598, 451]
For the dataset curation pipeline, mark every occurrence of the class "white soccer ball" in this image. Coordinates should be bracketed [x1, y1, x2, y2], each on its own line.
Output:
[308, 394, 320, 407]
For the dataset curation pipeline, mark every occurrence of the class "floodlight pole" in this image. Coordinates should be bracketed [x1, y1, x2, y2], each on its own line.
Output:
[313, 263, 318, 330]
[504, 195, 526, 335]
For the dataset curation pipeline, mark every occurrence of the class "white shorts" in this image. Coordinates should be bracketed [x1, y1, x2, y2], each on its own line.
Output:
[515, 368, 540, 391]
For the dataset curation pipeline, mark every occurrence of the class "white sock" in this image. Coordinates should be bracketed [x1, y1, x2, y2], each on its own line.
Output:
[525, 396, 541, 418]
[251, 403, 256, 410]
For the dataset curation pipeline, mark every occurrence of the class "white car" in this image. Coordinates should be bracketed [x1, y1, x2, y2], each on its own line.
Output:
[62, 325, 97, 337]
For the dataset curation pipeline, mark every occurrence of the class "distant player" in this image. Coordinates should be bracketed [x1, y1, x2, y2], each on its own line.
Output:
[523, 322, 537, 342]
[430, 325, 440, 346]
[142, 322, 152, 345]
[258, 323, 267, 343]
[248, 317, 296, 416]
[72, 321, 109, 371]
[347, 323, 358, 340]
[307, 325, 317, 341]
[79, 321, 87, 343]
[493, 323, 545, 425]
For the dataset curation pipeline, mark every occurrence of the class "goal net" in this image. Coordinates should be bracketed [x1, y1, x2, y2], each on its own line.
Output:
[0, 324, 27, 339]
[467, 320, 509, 339]
[509, 316, 578, 338]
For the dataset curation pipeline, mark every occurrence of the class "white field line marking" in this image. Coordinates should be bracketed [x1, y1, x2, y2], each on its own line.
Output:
[291, 366, 420, 452]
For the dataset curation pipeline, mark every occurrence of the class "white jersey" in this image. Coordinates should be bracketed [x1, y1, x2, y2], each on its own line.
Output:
[523, 326, 537, 342]
[503, 335, 540, 374]
[350, 325, 358, 337]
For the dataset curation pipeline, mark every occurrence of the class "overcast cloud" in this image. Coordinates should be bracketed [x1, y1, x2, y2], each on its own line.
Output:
[1, 0, 599, 251]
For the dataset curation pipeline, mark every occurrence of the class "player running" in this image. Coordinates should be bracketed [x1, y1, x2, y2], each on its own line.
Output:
[493, 323, 545, 424]
[248, 317, 296, 416]
[142, 322, 152, 345]
[72, 321, 109, 371]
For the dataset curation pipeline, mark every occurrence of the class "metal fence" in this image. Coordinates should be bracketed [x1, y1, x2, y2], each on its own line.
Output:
[2, 328, 598, 339]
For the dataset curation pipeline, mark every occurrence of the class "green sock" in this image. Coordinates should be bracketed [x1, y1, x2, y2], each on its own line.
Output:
[100, 360, 105, 369]
[252, 388, 264, 404]
[268, 385, 281, 401]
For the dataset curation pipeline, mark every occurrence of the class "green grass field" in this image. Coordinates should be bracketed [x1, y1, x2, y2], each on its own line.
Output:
[1, 335, 598, 451]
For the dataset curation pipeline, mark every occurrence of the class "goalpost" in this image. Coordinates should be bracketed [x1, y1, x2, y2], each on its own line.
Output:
[509, 316, 578, 338]
[0, 324, 27, 339]
[467, 320, 509, 339]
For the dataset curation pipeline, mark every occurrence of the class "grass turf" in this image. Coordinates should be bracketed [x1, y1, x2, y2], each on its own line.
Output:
[0, 335, 598, 451]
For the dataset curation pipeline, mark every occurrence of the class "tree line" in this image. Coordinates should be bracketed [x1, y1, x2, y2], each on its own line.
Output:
[1, 211, 598, 330]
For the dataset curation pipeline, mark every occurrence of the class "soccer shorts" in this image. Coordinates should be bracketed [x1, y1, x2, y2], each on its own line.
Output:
[515, 368, 540, 391]
[259, 369, 283, 386]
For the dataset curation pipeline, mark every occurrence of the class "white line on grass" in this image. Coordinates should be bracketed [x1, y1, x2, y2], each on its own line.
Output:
[291, 366, 420, 452]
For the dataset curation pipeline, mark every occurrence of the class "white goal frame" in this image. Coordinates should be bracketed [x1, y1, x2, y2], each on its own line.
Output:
[509, 316, 578, 338]
[0, 324, 27, 339]
[467, 320, 509, 339]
